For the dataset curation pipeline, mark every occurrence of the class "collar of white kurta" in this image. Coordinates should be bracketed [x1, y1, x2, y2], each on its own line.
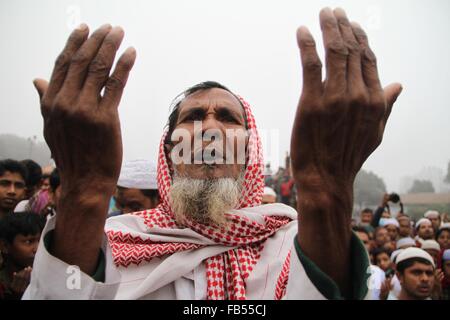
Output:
[106, 96, 296, 300]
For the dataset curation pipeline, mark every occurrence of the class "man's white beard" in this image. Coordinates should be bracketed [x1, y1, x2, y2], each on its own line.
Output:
[169, 171, 244, 228]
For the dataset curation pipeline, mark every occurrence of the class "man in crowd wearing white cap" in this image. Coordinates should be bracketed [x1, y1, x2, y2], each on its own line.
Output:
[379, 218, 399, 242]
[109, 160, 159, 216]
[424, 210, 441, 234]
[421, 240, 441, 267]
[415, 218, 434, 245]
[397, 215, 413, 238]
[391, 247, 436, 300]
[396, 237, 416, 250]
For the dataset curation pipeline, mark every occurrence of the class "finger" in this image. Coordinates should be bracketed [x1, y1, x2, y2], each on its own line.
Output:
[45, 24, 90, 101]
[296, 26, 323, 96]
[351, 22, 382, 93]
[82, 26, 125, 99]
[101, 47, 136, 109]
[60, 24, 113, 96]
[333, 8, 365, 93]
[383, 83, 402, 122]
[33, 79, 49, 100]
[320, 7, 348, 93]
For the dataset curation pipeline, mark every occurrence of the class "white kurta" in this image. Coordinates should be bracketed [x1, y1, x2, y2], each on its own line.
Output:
[23, 204, 373, 300]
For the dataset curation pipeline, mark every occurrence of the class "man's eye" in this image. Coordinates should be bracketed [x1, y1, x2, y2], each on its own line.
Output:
[0, 180, 10, 187]
[185, 110, 204, 121]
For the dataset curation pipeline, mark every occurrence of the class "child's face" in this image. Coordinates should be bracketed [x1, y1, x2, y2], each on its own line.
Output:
[7, 233, 41, 269]
[376, 253, 391, 272]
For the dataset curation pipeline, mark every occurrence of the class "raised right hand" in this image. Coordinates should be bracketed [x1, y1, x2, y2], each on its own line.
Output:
[33, 24, 136, 274]
[33, 24, 136, 199]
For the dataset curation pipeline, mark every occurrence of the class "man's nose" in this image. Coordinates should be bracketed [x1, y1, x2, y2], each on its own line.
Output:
[7, 184, 17, 195]
[420, 273, 431, 283]
[202, 114, 225, 132]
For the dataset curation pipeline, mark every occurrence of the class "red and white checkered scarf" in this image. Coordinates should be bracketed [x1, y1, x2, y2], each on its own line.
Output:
[106, 97, 293, 300]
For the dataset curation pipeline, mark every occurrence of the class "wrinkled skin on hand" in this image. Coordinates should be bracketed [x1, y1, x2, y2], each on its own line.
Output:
[292, 8, 402, 196]
[33, 24, 136, 274]
[292, 8, 402, 296]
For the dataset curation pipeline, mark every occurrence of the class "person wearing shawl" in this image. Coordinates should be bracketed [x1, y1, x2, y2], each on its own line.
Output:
[25, 8, 402, 300]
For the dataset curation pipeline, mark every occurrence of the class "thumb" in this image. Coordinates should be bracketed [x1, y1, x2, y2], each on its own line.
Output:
[33, 78, 49, 100]
[384, 82, 403, 122]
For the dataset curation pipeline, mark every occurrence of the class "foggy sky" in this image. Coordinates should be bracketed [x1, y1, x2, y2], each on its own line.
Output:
[1, 0, 449, 191]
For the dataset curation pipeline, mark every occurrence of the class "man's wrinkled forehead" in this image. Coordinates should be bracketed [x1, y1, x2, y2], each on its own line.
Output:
[178, 88, 245, 120]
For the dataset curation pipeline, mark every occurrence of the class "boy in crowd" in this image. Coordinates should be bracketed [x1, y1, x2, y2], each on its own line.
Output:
[0, 212, 45, 299]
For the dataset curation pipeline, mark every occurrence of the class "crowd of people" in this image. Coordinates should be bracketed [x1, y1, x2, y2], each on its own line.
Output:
[352, 196, 450, 300]
[0, 157, 449, 300]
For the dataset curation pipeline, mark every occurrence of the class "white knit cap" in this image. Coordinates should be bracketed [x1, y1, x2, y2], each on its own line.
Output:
[421, 240, 441, 252]
[117, 159, 157, 190]
[379, 218, 399, 228]
[424, 210, 439, 219]
[396, 237, 416, 249]
[263, 187, 277, 197]
[415, 218, 432, 230]
[396, 247, 435, 268]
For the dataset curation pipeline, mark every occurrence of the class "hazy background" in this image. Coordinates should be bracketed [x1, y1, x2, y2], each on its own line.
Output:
[1, 0, 449, 193]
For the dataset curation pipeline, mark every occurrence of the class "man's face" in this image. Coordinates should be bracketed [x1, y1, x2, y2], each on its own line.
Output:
[398, 218, 412, 237]
[356, 231, 370, 252]
[0, 171, 26, 213]
[375, 228, 390, 247]
[115, 187, 154, 214]
[428, 216, 441, 231]
[418, 224, 434, 240]
[168, 88, 247, 180]
[398, 262, 435, 300]
[386, 224, 398, 241]
[360, 212, 372, 224]
[2, 233, 40, 269]
[437, 230, 450, 250]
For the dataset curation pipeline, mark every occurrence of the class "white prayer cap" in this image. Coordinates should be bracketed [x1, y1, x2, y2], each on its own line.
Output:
[396, 237, 416, 249]
[396, 247, 435, 268]
[391, 249, 404, 263]
[415, 218, 432, 230]
[263, 187, 277, 197]
[379, 218, 399, 228]
[424, 210, 439, 219]
[117, 159, 157, 190]
[421, 240, 441, 252]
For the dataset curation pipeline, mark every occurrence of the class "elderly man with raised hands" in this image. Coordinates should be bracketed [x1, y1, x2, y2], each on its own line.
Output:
[24, 8, 402, 300]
